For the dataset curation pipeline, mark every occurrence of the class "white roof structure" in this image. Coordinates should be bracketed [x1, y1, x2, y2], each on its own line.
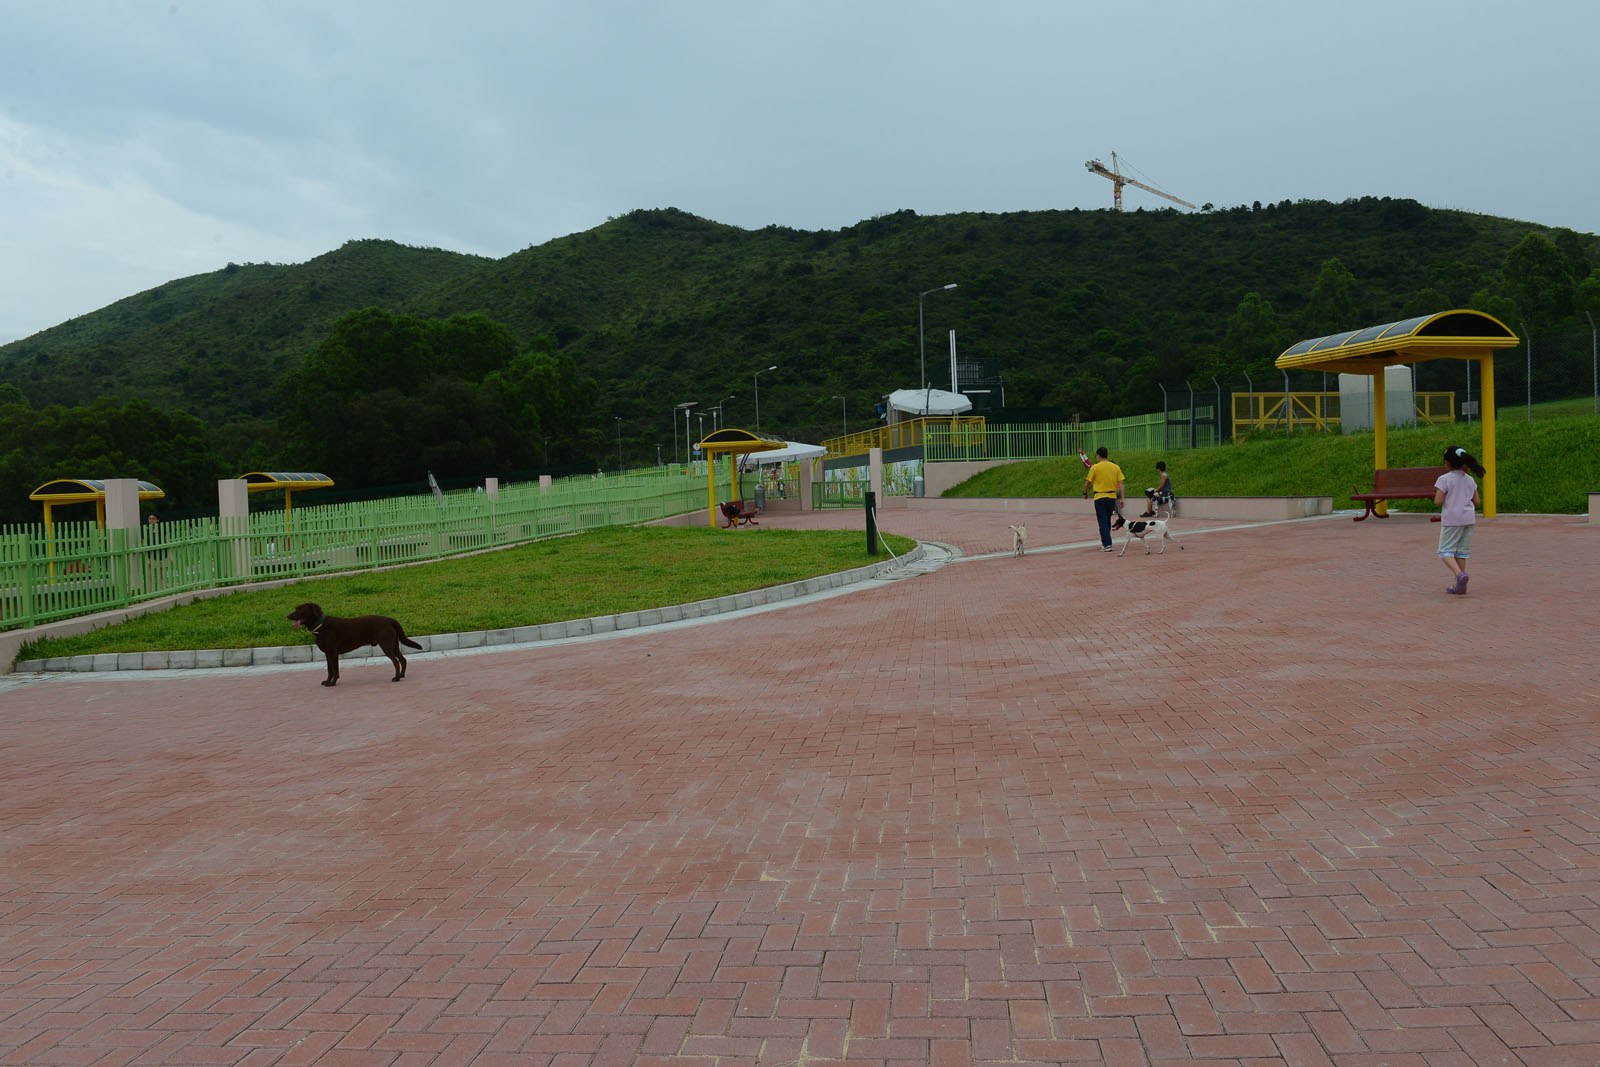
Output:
[737, 440, 827, 465]
[886, 388, 973, 416]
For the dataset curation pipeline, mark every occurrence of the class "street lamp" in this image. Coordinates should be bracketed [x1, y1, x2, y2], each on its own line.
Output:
[614, 416, 623, 472]
[716, 394, 735, 430]
[831, 394, 848, 435]
[753, 365, 777, 433]
[675, 401, 696, 465]
[919, 283, 958, 405]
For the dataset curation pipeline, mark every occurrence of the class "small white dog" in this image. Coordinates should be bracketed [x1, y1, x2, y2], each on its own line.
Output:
[1118, 517, 1182, 556]
[1008, 524, 1027, 556]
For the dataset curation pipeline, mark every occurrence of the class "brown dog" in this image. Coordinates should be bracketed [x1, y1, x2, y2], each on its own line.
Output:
[287, 602, 422, 686]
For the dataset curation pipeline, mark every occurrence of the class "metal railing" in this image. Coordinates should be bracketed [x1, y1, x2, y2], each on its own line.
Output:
[1230, 391, 1455, 441]
[823, 416, 987, 459]
[2, 473, 707, 632]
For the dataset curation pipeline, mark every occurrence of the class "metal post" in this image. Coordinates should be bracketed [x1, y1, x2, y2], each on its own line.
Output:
[1282, 370, 1292, 433]
[1186, 380, 1196, 449]
[1158, 383, 1168, 449]
[864, 490, 878, 556]
[1243, 372, 1253, 441]
[1588, 312, 1598, 415]
[1211, 376, 1222, 447]
[1526, 333, 1533, 421]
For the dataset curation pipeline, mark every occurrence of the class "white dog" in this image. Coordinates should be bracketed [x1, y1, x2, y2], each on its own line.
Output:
[1118, 517, 1182, 556]
[1008, 524, 1027, 556]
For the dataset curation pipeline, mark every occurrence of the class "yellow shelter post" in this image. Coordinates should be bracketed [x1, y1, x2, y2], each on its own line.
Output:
[1479, 355, 1496, 516]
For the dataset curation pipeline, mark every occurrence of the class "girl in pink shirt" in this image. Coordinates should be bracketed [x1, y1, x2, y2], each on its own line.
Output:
[1433, 446, 1483, 594]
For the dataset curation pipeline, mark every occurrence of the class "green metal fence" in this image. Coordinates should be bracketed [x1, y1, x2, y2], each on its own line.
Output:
[1, 472, 707, 632]
[922, 414, 1207, 462]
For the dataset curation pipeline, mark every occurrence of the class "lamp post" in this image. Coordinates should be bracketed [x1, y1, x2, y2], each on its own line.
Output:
[716, 395, 735, 431]
[918, 283, 958, 406]
[614, 417, 623, 472]
[831, 394, 848, 435]
[753, 366, 777, 433]
[696, 412, 706, 445]
[682, 402, 697, 467]
[675, 401, 696, 465]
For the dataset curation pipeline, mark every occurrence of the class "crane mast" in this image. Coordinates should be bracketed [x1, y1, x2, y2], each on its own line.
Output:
[1085, 151, 1196, 211]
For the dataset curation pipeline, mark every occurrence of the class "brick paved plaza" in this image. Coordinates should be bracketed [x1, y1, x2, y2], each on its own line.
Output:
[2, 507, 1597, 1066]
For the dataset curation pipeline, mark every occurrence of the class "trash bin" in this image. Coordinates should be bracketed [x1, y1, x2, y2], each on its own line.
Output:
[913, 476, 925, 498]
[754, 485, 766, 511]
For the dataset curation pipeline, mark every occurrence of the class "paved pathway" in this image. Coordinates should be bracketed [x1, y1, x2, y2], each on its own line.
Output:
[2, 508, 1597, 1066]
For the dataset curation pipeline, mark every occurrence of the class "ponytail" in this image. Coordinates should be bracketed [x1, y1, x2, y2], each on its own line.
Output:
[1444, 446, 1485, 477]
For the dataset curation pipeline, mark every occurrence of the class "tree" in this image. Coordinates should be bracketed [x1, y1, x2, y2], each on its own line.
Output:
[1303, 257, 1360, 336]
[1219, 292, 1284, 377]
[1501, 232, 1573, 331]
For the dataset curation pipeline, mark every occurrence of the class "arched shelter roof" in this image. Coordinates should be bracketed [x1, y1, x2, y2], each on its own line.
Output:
[239, 471, 334, 492]
[696, 428, 786, 458]
[1275, 309, 1518, 374]
[30, 478, 165, 504]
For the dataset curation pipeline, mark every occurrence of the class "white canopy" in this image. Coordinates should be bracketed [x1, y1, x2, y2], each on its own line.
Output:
[736, 440, 827, 465]
[887, 388, 973, 416]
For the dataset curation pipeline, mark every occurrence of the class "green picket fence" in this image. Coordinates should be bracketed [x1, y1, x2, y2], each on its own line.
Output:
[1, 472, 707, 632]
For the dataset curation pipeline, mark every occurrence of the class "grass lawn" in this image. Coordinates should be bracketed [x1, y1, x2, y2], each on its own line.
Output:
[944, 415, 1598, 515]
[20, 525, 916, 660]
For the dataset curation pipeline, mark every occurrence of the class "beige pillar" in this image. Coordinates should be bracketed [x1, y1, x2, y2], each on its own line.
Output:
[484, 477, 499, 498]
[104, 479, 142, 595]
[539, 474, 552, 491]
[801, 459, 816, 512]
[217, 478, 252, 580]
[869, 447, 883, 502]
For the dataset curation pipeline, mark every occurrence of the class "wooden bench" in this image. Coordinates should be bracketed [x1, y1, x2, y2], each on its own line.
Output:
[1350, 466, 1447, 522]
[719, 500, 759, 528]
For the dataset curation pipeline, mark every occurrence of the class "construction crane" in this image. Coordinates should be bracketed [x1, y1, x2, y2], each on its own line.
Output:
[1085, 152, 1196, 211]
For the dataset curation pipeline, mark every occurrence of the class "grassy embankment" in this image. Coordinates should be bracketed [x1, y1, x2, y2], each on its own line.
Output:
[944, 412, 1598, 515]
[19, 525, 915, 660]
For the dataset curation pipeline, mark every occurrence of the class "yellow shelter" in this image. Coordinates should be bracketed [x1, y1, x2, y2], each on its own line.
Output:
[29, 477, 164, 529]
[239, 471, 334, 516]
[695, 428, 785, 527]
[1275, 310, 1518, 515]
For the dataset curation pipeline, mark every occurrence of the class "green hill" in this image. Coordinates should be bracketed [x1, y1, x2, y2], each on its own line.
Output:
[2, 199, 1596, 449]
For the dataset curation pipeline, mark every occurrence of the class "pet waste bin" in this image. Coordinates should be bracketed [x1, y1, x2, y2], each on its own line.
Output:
[913, 476, 925, 498]
[753, 486, 765, 511]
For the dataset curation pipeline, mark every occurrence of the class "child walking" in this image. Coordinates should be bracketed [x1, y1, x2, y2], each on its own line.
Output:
[1433, 445, 1483, 594]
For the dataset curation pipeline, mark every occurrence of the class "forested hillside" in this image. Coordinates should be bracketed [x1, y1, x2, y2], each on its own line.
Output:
[1, 199, 1596, 521]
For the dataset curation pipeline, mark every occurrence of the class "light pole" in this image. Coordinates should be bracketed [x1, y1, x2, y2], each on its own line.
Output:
[614, 417, 623, 472]
[753, 365, 777, 433]
[696, 412, 706, 444]
[675, 401, 696, 466]
[716, 395, 735, 430]
[919, 283, 958, 406]
[831, 394, 848, 435]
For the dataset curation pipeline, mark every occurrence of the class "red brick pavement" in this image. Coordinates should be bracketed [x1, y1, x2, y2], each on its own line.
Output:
[2, 509, 1597, 1066]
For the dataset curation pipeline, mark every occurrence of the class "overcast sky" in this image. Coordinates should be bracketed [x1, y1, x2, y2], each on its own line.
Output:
[3, 0, 1596, 344]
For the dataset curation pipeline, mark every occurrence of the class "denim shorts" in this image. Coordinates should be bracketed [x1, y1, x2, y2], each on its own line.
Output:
[1438, 523, 1474, 559]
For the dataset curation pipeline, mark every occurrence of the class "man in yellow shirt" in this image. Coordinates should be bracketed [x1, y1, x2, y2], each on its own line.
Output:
[1082, 446, 1126, 551]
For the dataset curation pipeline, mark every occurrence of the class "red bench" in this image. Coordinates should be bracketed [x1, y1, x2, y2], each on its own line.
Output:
[719, 500, 758, 528]
[1350, 466, 1447, 522]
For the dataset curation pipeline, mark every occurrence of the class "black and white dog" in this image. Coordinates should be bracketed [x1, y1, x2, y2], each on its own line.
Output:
[1118, 517, 1183, 556]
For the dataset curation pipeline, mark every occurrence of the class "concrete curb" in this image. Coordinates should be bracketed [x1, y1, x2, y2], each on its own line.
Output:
[13, 545, 927, 675]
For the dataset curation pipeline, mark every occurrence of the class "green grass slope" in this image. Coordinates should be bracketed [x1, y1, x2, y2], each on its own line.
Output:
[943, 415, 1599, 514]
